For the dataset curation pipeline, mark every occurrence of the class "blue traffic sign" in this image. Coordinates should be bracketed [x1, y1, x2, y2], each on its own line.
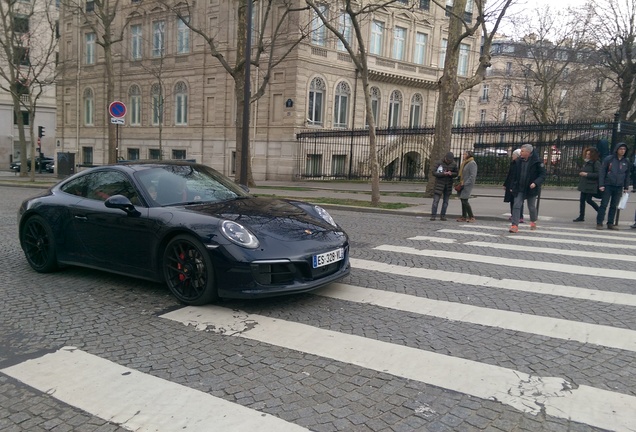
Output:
[109, 101, 127, 118]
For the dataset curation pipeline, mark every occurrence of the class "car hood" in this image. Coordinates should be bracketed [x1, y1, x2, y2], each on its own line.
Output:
[183, 196, 340, 236]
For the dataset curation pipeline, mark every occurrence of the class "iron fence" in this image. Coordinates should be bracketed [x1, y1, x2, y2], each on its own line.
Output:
[296, 117, 636, 186]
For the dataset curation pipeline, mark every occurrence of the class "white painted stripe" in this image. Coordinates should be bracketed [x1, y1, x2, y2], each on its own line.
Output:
[374, 244, 636, 280]
[461, 241, 636, 263]
[161, 306, 636, 432]
[510, 235, 636, 250]
[1, 347, 307, 432]
[434, 230, 636, 250]
[434, 229, 499, 237]
[316, 283, 636, 352]
[350, 258, 636, 307]
[464, 224, 636, 241]
[417, 233, 636, 260]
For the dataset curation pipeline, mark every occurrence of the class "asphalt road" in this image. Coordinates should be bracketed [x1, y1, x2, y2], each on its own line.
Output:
[1, 185, 634, 431]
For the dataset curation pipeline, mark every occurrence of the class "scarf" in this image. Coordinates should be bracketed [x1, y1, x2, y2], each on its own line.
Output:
[458, 157, 474, 182]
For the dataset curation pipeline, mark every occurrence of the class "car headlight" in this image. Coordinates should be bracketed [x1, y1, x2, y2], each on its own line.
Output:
[221, 220, 259, 249]
[314, 205, 337, 227]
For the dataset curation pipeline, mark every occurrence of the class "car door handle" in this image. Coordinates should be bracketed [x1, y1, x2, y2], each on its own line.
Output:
[74, 215, 88, 221]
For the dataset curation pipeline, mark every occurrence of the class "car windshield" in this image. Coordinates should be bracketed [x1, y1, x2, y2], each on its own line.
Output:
[134, 165, 249, 206]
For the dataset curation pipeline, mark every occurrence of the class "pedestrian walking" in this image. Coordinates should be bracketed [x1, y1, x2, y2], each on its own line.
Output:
[573, 147, 601, 222]
[597, 142, 630, 230]
[503, 149, 525, 223]
[430, 152, 458, 221]
[509, 144, 546, 233]
[456, 150, 477, 222]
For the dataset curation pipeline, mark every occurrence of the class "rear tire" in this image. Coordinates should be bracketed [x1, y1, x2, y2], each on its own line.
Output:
[163, 235, 218, 305]
[21, 215, 58, 273]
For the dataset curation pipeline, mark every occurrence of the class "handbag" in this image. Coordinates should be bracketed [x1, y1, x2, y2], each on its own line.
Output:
[454, 183, 463, 193]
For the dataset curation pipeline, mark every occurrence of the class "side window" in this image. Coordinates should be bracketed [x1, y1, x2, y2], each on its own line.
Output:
[61, 176, 90, 197]
[85, 171, 140, 204]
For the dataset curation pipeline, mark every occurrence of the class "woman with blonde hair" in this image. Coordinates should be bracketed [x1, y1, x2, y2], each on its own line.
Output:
[573, 147, 601, 222]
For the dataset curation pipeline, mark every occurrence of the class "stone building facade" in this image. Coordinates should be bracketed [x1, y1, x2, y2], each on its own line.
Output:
[475, 37, 618, 125]
[0, 0, 57, 169]
[56, 0, 481, 180]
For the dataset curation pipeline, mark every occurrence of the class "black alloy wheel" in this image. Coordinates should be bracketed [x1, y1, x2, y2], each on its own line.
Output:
[163, 235, 218, 305]
[21, 215, 58, 273]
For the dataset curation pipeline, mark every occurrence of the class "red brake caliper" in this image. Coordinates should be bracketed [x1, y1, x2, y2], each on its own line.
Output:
[178, 252, 186, 281]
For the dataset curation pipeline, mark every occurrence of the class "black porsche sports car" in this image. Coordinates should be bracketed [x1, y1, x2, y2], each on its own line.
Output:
[18, 161, 350, 305]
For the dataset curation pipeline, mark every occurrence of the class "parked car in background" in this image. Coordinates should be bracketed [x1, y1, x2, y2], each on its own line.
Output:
[18, 161, 350, 305]
[10, 156, 54, 172]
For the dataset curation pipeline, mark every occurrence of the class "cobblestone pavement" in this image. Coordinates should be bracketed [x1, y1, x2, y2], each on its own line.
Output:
[1, 185, 631, 431]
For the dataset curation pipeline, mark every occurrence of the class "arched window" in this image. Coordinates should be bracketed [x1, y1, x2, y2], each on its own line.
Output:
[151, 84, 163, 126]
[409, 93, 423, 128]
[308, 77, 325, 126]
[83, 88, 94, 126]
[129, 84, 141, 126]
[367, 86, 381, 127]
[333, 81, 351, 128]
[174, 81, 188, 125]
[388, 90, 402, 128]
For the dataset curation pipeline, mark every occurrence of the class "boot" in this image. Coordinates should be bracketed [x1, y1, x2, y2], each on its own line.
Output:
[573, 216, 584, 222]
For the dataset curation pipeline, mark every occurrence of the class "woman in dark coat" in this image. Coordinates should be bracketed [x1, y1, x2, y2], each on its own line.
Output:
[573, 147, 601, 222]
[430, 152, 458, 221]
[503, 149, 524, 223]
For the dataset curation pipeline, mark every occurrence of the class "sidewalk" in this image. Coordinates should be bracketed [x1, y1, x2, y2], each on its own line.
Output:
[3, 171, 635, 226]
[249, 180, 594, 223]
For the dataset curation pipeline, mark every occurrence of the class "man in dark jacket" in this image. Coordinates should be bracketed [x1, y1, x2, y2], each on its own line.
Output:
[509, 144, 546, 233]
[597, 142, 630, 230]
[430, 151, 458, 221]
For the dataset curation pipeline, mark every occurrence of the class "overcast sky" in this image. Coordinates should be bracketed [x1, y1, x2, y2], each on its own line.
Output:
[495, 0, 588, 36]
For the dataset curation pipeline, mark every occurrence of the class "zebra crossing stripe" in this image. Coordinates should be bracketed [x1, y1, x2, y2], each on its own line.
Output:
[438, 229, 636, 250]
[462, 224, 636, 241]
[463, 241, 636, 262]
[412, 235, 636, 261]
[374, 244, 636, 280]
[316, 283, 636, 352]
[1, 347, 308, 432]
[161, 306, 636, 432]
[350, 258, 636, 306]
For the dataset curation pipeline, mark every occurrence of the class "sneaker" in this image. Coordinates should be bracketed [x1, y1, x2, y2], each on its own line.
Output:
[573, 217, 584, 222]
[519, 218, 525, 224]
[440, 216, 447, 221]
[596, 224, 604, 230]
[430, 216, 436, 221]
[467, 218, 476, 223]
[509, 225, 518, 233]
[530, 222, 537, 230]
[631, 222, 636, 229]
[608, 224, 619, 230]
[456, 217, 467, 222]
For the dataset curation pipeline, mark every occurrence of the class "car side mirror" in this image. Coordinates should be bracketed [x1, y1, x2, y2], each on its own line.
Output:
[105, 194, 140, 217]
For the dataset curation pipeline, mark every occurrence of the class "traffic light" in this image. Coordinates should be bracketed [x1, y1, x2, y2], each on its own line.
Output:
[38, 126, 45, 138]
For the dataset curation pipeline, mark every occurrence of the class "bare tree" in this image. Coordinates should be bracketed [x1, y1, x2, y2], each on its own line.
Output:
[305, 0, 409, 206]
[425, 0, 514, 194]
[60, 0, 140, 164]
[503, 6, 595, 123]
[588, 0, 636, 121]
[159, 0, 310, 186]
[0, 0, 59, 179]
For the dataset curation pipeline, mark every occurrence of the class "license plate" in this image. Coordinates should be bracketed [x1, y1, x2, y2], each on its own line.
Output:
[312, 248, 344, 268]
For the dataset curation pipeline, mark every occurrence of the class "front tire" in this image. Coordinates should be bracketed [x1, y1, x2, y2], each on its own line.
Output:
[163, 235, 218, 305]
[21, 215, 58, 273]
